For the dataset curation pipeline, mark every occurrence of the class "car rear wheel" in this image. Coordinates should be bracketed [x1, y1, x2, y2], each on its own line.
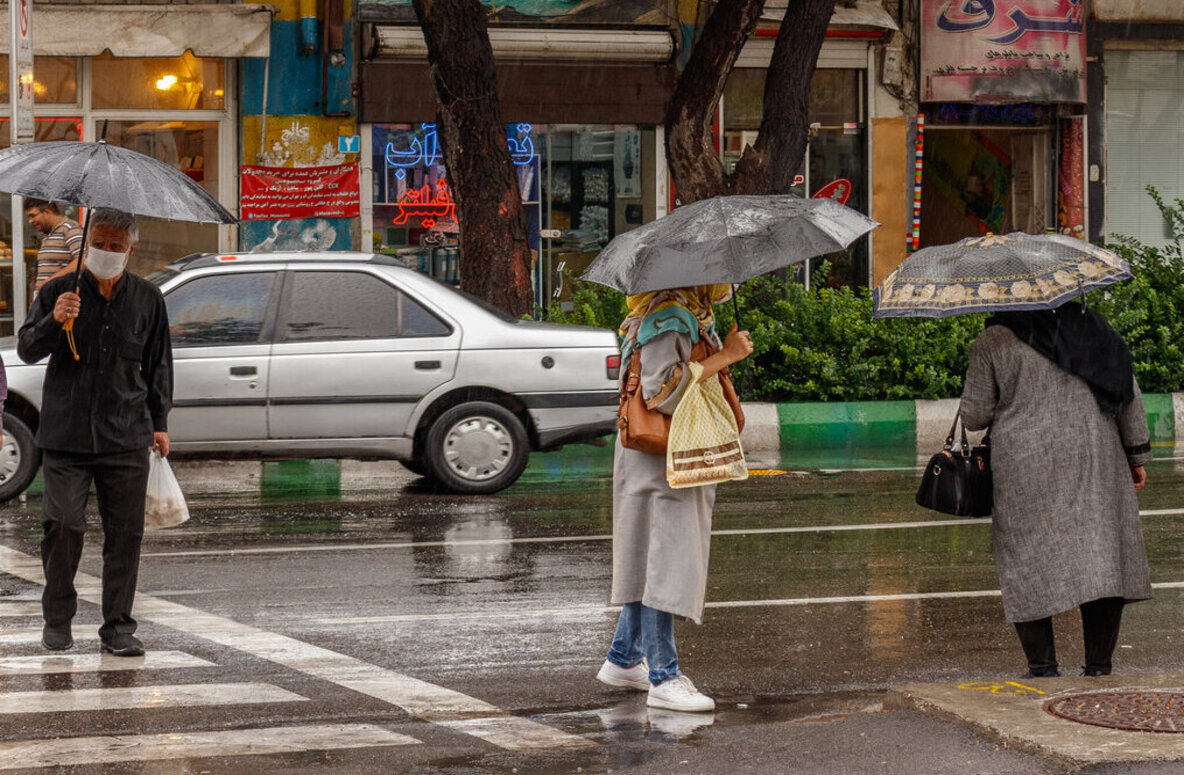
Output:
[0, 413, 41, 503]
[424, 401, 529, 495]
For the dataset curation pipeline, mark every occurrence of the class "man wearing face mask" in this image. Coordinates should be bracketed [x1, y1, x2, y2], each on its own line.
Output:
[18, 208, 172, 657]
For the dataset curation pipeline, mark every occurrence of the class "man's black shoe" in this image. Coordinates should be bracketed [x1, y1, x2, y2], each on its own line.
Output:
[41, 625, 73, 651]
[100, 633, 145, 657]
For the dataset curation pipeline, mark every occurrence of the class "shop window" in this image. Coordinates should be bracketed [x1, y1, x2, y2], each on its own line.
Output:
[279, 271, 449, 341]
[101, 120, 221, 272]
[1106, 49, 1184, 248]
[166, 272, 277, 347]
[92, 52, 224, 111]
[722, 68, 868, 288]
[0, 56, 78, 105]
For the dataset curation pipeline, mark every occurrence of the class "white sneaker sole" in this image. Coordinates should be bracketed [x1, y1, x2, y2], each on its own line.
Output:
[646, 693, 716, 712]
[596, 664, 650, 692]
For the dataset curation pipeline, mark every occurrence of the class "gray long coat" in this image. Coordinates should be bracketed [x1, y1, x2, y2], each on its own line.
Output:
[959, 325, 1153, 623]
[612, 330, 715, 624]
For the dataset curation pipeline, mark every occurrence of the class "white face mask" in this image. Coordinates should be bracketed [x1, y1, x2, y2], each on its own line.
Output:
[86, 247, 127, 280]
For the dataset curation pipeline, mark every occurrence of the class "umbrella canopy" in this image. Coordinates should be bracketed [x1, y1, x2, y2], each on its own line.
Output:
[581, 194, 878, 294]
[0, 140, 236, 224]
[872, 232, 1131, 319]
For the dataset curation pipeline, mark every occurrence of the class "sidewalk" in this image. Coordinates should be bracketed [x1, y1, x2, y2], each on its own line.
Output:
[888, 674, 1184, 767]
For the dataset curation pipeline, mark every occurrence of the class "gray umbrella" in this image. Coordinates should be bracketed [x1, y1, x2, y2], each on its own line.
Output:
[872, 232, 1132, 319]
[0, 140, 236, 224]
[580, 194, 878, 294]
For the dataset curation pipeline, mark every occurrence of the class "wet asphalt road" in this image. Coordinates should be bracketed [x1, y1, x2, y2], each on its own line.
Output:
[2, 449, 1184, 773]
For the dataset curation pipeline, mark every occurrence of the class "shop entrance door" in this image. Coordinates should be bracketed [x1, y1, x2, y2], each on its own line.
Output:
[920, 127, 1053, 246]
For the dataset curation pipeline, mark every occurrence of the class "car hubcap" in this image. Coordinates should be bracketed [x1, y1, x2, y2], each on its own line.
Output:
[0, 432, 20, 485]
[443, 416, 513, 482]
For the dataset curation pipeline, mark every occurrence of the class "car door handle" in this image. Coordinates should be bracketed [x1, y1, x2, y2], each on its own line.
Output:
[229, 366, 257, 377]
[415, 360, 441, 370]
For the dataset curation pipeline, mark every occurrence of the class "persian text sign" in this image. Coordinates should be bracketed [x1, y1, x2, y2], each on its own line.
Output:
[921, 0, 1086, 103]
[241, 164, 360, 220]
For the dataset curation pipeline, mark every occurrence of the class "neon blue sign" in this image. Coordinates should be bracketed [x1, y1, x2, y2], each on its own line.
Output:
[383, 123, 535, 177]
[384, 123, 440, 180]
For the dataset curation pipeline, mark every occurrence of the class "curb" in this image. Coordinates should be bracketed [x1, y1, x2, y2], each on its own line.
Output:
[738, 392, 1181, 463]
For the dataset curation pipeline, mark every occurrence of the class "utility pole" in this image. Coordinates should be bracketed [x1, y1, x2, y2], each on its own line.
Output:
[9, 0, 33, 328]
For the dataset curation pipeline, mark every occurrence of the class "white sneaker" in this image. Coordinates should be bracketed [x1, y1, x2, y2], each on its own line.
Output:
[596, 659, 650, 691]
[647, 675, 715, 712]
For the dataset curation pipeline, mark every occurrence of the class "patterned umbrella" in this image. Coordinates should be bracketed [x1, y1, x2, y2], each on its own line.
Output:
[0, 140, 236, 224]
[873, 232, 1131, 319]
[581, 194, 878, 295]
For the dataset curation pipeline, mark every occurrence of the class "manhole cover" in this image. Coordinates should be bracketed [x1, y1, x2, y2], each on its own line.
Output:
[1044, 691, 1184, 733]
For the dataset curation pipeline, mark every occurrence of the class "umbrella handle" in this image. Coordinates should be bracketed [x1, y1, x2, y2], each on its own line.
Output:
[63, 317, 79, 361]
[731, 284, 741, 329]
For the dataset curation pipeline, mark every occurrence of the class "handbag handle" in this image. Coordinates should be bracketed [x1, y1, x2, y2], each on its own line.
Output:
[944, 411, 972, 458]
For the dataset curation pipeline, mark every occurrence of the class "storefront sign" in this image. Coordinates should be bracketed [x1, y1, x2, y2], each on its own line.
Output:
[812, 179, 853, 205]
[241, 163, 360, 220]
[359, 0, 664, 24]
[921, 0, 1086, 103]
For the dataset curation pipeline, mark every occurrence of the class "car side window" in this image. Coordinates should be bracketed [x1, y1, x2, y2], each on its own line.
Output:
[165, 272, 276, 347]
[279, 271, 450, 341]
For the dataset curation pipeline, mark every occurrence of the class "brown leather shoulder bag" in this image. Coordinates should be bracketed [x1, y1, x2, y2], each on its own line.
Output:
[618, 337, 745, 454]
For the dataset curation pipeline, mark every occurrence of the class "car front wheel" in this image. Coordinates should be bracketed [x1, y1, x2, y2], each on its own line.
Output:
[0, 413, 41, 503]
[424, 401, 529, 495]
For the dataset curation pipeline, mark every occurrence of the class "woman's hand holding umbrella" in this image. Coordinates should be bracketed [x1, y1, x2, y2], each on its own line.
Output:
[696, 323, 753, 383]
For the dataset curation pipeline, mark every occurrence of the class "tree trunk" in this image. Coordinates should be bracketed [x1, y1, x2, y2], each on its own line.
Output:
[664, 0, 764, 204]
[666, 0, 839, 203]
[731, 0, 838, 195]
[413, 0, 533, 317]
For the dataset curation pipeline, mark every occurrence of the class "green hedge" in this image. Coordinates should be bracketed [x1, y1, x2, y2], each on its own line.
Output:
[545, 189, 1184, 401]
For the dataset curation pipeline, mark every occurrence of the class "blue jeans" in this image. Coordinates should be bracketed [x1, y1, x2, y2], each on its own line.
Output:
[606, 602, 680, 686]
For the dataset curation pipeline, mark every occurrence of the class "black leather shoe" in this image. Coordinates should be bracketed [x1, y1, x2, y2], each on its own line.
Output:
[1082, 666, 1112, 677]
[41, 625, 73, 651]
[1022, 667, 1061, 678]
[100, 633, 144, 657]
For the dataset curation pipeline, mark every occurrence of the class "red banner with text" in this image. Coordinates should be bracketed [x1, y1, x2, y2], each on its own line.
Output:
[241, 163, 360, 220]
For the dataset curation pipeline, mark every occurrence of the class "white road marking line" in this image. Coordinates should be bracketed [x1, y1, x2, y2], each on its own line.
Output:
[0, 651, 214, 676]
[0, 682, 306, 715]
[0, 545, 591, 752]
[313, 581, 1184, 625]
[0, 723, 419, 771]
[0, 601, 42, 616]
[142, 508, 1184, 559]
[0, 628, 99, 646]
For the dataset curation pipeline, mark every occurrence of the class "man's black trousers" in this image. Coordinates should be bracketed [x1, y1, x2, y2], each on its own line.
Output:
[40, 448, 150, 641]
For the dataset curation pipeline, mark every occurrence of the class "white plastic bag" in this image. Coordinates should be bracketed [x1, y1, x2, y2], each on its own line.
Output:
[666, 361, 748, 489]
[144, 450, 190, 529]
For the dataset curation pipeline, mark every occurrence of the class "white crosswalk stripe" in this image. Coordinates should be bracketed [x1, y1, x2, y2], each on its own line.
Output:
[0, 627, 99, 646]
[0, 682, 307, 715]
[0, 543, 592, 752]
[0, 723, 419, 770]
[0, 601, 41, 616]
[0, 650, 213, 675]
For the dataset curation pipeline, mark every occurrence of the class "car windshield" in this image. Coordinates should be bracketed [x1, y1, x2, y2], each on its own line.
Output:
[146, 267, 179, 287]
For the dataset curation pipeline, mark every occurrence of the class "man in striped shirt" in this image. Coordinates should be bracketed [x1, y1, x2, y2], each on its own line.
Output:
[26, 199, 83, 295]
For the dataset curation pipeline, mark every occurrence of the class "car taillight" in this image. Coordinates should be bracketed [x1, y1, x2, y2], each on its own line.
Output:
[606, 354, 621, 381]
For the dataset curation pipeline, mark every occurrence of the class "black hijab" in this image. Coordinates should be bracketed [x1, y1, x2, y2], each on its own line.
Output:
[986, 302, 1135, 417]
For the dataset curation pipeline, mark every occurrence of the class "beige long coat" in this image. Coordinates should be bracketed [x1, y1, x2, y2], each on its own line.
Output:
[959, 325, 1153, 623]
[611, 330, 715, 624]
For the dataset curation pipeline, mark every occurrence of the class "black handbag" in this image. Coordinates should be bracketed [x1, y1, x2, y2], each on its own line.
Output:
[915, 412, 993, 517]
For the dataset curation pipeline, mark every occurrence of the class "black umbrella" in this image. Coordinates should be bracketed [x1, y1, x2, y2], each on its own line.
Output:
[0, 126, 238, 358]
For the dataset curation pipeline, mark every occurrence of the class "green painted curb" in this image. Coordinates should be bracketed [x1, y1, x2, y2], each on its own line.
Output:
[777, 400, 916, 451]
[1143, 393, 1176, 443]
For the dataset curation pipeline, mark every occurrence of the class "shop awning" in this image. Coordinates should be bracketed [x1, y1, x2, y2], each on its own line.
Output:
[1093, 0, 1184, 23]
[0, 4, 273, 58]
[370, 26, 674, 63]
[761, 0, 898, 32]
[360, 60, 674, 124]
